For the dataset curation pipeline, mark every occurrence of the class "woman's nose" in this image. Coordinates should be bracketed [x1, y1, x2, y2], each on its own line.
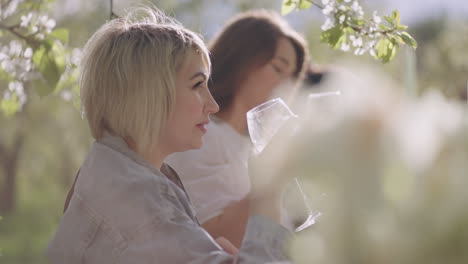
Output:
[205, 90, 219, 114]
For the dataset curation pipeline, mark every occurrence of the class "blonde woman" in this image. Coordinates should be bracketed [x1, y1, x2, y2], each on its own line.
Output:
[48, 7, 292, 263]
[166, 9, 308, 248]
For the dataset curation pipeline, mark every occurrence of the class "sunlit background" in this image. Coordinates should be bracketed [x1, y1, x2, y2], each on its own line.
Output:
[1, 0, 467, 263]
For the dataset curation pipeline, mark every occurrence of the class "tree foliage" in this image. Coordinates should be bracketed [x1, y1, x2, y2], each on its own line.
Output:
[282, 0, 417, 63]
[0, 0, 78, 117]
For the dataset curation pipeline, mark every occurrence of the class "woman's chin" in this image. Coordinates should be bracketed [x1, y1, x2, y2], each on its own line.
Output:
[182, 140, 204, 152]
[191, 140, 203, 150]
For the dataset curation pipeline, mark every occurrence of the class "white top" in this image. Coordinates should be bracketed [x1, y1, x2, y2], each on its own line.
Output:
[166, 116, 252, 223]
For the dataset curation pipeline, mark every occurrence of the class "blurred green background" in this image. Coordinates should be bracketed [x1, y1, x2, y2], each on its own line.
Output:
[0, 0, 467, 263]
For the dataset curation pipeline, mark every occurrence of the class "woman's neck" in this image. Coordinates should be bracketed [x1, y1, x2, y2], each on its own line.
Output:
[124, 137, 166, 169]
[216, 100, 250, 136]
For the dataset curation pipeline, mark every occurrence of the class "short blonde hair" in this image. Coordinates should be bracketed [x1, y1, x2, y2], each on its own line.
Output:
[80, 7, 209, 155]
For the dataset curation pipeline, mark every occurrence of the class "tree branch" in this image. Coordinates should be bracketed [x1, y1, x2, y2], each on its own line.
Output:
[110, 0, 113, 20]
[0, 23, 29, 42]
[0, 141, 6, 166]
[0, 23, 42, 49]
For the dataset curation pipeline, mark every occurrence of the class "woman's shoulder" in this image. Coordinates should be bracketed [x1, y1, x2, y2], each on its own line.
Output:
[76, 142, 184, 234]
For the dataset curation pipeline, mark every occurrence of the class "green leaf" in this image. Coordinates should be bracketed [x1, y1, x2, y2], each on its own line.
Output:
[32, 42, 67, 96]
[396, 24, 408, 30]
[350, 18, 365, 26]
[298, 0, 312, 10]
[50, 28, 69, 43]
[375, 38, 390, 58]
[399, 32, 418, 48]
[281, 0, 296, 15]
[321, 26, 346, 49]
[344, 27, 355, 34]
[386, 41, 398, 63]
[51, 42, 67, 73]
[379, 24, 390, 31]
[32, 46, 47, 66]
[384, 16, 394, 25]
[1, 94, 19, 117]
[55, 67, 79, 94]
[392, 10, 401, 25]
[395, 35, 405, 45]
[376, 38, 398, 63]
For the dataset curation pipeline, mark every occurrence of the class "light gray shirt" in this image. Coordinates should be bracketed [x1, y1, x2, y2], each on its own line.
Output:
[47, 135, 291, 263]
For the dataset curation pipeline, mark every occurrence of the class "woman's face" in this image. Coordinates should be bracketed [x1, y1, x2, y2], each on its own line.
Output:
[160, 50, 219, 154]
[239, 37, 298, 110]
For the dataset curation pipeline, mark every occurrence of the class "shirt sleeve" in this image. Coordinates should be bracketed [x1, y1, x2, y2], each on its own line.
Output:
[117, 214, 292, 264]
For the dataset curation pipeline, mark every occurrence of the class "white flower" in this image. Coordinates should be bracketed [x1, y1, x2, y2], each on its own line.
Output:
[38, 15, 49, 25]
[61, 90, 73, 101]
[372, 11, 382, 24]
[350, 1, 364, 17]
[354, 47, 366, 55]
[369, 49, 376, 57]
[8, 40, 23, 57]
[71, 48, 82, 66]
[45, 18, 56, 30]
[1, 60, 14, 73]
[18, 92, 27, 106]
[322, 5, 336, 16]
[369, 25, 378, 33]
[19, 58, 32, 72]
[8, 81, 23, 94]
[321, 18, 335, 31]
[24, 47, 33, 58]
[340, 43, 350, 51]
[338, 5, 347, 11]
[0, 51, 8, 61]
[321, 0, 331, 5]
[2, 0, 23, 19]
[6, 81, 27, 108]
[351, 36, 363, 47]
[339, 15, 346, 24]
[3, 90, 12, 100]
[20, 13, 33, 27]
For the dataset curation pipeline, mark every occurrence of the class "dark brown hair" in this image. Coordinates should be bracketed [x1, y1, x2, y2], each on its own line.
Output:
[208, 9, 308, 111]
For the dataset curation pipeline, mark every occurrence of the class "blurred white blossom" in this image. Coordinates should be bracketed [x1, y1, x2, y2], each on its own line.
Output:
[372, 11, 382, 24]
[321, 17, 335, 31]
[0, 0, 71, 115]
[20, 12, 33, 27]
[1, 0, 24, 19]
[253, 63, 468, 263]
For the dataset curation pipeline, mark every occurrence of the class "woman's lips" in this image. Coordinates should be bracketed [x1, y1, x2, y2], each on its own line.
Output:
[196, 122, 208, 133]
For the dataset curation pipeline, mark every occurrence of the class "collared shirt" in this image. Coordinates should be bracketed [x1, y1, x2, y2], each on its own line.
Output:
[47, 135, 291, 263]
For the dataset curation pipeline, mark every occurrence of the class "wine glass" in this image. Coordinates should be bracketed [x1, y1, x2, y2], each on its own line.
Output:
[246, 97, 321, 232]
[247, 98, 297, 155]
[293, 178, 323, 232]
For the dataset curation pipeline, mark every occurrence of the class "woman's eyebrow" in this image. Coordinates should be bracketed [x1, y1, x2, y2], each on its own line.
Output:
[190, 72, 208, 80]
[276, 56, 290, 66]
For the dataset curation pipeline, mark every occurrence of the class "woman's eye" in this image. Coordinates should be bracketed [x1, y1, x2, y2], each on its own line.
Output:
[193, 81, 203, 89]
[271, 64, 283, 74]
